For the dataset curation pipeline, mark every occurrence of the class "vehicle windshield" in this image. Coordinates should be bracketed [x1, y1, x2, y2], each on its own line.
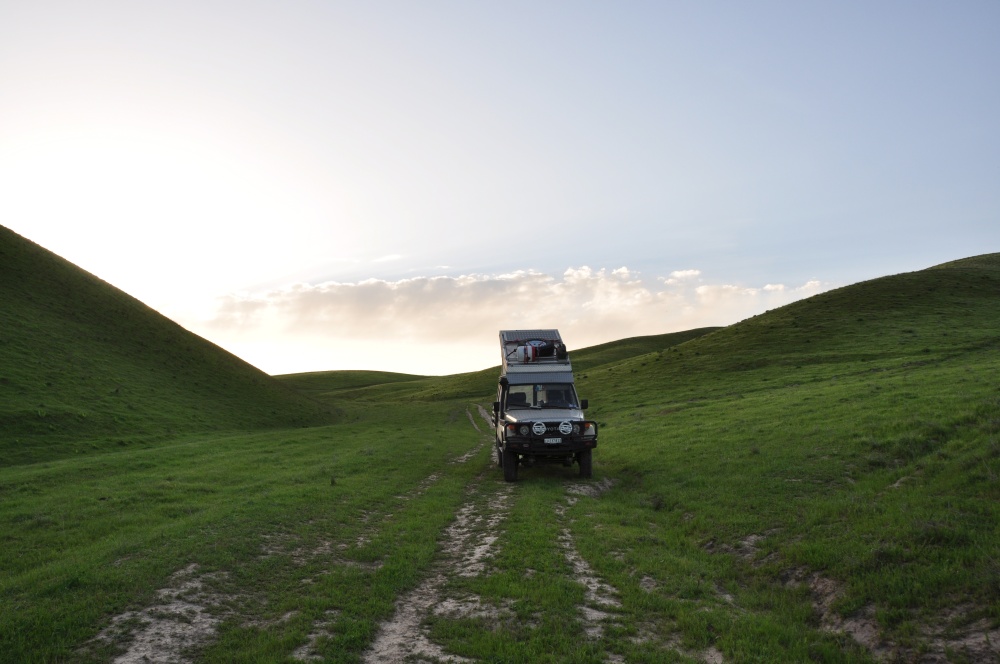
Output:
[507, 383, 579, 409]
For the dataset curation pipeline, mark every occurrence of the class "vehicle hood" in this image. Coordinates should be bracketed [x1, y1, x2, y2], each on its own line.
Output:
[505, 408, 585, 423]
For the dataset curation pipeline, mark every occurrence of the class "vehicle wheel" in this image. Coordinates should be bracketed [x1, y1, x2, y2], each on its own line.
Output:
[578, 449, 592, 478]
[502, 447, 518, 482]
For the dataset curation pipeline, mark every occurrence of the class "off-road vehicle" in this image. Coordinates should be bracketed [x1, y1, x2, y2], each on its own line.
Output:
[493, 329, 598, 482]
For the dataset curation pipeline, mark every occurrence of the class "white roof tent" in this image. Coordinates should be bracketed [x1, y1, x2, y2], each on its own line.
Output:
[500, 329, 573, 376]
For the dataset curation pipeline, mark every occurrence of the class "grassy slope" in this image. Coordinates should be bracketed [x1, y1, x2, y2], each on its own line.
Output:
[566, 254, 1000, 659]
[0, 225, 336, 465]
[275, 328, 721, 405]
[276, 369, 427, 399]
[0, 402, 485, 663]
[281, 256, 1000, 659]
[568, 327, 722, 374]
[2, 249, 998, 662]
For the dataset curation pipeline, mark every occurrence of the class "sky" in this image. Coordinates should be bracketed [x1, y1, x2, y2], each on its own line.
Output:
[2, 1, 998, 376]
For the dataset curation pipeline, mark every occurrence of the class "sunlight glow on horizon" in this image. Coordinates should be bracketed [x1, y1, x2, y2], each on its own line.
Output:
[191, 266, 832, 376]
[2, 1, 997, 375]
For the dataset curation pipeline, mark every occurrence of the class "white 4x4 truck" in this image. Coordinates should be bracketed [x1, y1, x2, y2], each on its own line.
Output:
[492, 330, 598, 482]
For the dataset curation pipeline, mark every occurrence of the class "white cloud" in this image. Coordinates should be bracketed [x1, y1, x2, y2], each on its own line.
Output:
[663, 268, 702, 285]
[191, 267, 833, 375]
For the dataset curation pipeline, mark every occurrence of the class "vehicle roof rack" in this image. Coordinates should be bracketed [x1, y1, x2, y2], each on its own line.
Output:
[499, 329, 573, 375]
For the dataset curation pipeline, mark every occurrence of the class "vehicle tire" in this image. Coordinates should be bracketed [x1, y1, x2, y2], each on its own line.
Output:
[578, 449, 592, 478]
[502, 447, 518, 482]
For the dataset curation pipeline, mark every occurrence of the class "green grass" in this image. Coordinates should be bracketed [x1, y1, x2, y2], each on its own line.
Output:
[2, 229, 999, 662]
[0, 400, 486, 662]
[275, 369, 428, 398]
[273, 328, 720, 405]
[0, 225, 336, 466]
[566, 327, 720, 374]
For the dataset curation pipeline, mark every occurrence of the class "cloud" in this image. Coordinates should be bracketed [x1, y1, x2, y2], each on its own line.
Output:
[198, 266, 832, 374]
[663, 268, 701, 285]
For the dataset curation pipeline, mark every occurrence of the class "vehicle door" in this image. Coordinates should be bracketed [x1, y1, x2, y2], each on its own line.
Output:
[494, 383, 506, 443]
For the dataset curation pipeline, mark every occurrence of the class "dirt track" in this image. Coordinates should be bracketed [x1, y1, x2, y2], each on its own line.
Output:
[360, 407, 632, 662]
[92, 405, 1000, 663]
[91, 406, 889, 664]
[89, 406, 681, 662]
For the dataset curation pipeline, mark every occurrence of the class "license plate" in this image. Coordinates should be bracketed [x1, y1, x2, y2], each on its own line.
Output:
[544, 437, 562, 445]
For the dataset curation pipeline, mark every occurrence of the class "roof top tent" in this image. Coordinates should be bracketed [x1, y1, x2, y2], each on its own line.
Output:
[500, 329, 572, 376]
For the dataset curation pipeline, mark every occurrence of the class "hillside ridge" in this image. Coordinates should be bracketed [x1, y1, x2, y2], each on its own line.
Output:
[0, 224, 335, 465]
[3, 244, 999, 661]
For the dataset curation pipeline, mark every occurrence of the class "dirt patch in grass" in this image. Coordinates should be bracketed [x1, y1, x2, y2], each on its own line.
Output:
[560, 529, 621, 608]
[401, 471, 442, 499]
[451, 405, 494, 465]
[565, 477, 617, 499]
[452, 440, 487, 465]
[361, 481, 515, 662]
[445, 495, 510, 577]
[704, 531, 772, 564]
[736, 533, 764, 561]
[290, 539, 333, 565]
[291, 610, 340, 662]
[466, 408, 482, 433]
[95, 564, 234, 664]
[702, 645, 725, 663]
[809, 573, 885, 656]
[260, 531, 383, 570]
[639, 575, 657, 593]
[773, 562, 1000, 662]
[364, 571, 477, 663]
[811, 575, 1000, 661]
[475, 404, 493, 428]
[916, 605, 1000, 663]
[557, 486, 622, 639]
[434, 594, 515, 621]
[244, 609, 298, 630]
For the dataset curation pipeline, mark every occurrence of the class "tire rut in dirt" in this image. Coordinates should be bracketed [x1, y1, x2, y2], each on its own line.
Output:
[557, 480, 623, 640]
[362, 478, 516, 663]
[91, 564, 234, 664]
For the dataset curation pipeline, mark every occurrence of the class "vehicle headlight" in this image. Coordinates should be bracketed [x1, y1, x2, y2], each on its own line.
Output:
[558, 421, 573, 435]
[519, 424, 530, 436]
[583, 422, 596, 437]
[531, 421, 547, 436]
[572, 423, 581, 435]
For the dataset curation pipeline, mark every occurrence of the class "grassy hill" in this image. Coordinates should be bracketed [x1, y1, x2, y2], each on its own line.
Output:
[275, 328, 722, 405]
[566, 254, 1000, 660]
[280, 255, 1000, 661]
[1, 247, 998, 662]
[567, 327, 722, 374]
[0, 225, 336, 465]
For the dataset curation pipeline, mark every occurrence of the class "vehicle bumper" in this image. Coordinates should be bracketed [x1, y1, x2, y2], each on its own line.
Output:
[502, 437, 597, 455]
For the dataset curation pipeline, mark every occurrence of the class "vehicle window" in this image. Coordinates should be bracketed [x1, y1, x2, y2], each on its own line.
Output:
[507, 388, 531, 408]
[506, 383, 577, 408]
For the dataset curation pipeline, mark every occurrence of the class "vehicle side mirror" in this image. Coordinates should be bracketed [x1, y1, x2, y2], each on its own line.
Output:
[580, 399, 589, 410]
